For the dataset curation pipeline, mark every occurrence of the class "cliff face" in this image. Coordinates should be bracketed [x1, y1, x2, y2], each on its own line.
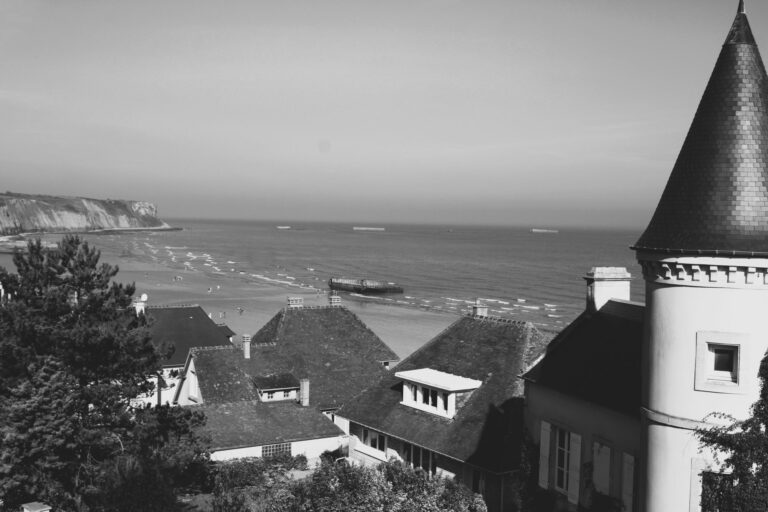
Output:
[0, 193, 171, 235]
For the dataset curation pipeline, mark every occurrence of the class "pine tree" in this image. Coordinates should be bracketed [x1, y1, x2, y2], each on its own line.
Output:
[0, 236, 209, 511]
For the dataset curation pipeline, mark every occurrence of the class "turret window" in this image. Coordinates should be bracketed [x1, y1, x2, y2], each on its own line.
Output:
[695, 332, 746, 393]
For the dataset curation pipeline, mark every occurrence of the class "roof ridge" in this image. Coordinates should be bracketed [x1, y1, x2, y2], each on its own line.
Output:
[463, 313, 534, 326]
[190, 345, 236, 355]
[148, 303, 200, 309]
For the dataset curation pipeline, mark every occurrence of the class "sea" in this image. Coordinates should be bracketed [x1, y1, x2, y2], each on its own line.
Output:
[82, 219, 645, 332]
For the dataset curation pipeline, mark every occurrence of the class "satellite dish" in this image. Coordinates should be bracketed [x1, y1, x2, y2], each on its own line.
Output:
[140, 293, 148, 302]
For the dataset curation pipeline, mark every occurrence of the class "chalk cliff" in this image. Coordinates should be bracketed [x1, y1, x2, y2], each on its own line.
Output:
[0, 192, 172, 235]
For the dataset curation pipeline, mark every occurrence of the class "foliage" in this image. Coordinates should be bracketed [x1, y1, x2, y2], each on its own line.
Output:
[696, 354, 768, 511]
[0, 236, 210, 511]
[211, 457, 487, 512]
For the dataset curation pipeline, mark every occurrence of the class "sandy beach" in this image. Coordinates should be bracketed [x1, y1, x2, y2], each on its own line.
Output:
[0, 237, 456, 360]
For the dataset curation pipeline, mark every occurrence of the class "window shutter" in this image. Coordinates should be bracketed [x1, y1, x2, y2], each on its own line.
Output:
[622, 453, 635, 512]
[567, 432, 582, 505]
[538, 421, 551, 488]
[592, 442, 611, 494]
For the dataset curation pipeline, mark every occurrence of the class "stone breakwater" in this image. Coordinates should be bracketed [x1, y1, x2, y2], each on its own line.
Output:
[0, 193, 171, 235]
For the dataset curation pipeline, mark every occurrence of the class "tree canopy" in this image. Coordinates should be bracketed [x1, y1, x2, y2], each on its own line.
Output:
[697, 354, 768, 511]
[0, 236, 209, 511]
[211, 455, 487, 512]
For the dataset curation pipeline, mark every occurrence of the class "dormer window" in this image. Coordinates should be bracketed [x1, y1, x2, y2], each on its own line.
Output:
[253, 373, 300, 402]
[396, 368, 482, 419]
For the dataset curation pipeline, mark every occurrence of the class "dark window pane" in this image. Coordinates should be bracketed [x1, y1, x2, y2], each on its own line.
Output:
[430, 389, 438, 407]
[443, 392, 449, 411]
[714, 348, 735, 372]
[422, 387, 430, 404]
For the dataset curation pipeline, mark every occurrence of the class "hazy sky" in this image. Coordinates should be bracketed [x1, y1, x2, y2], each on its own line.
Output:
[1, 0, 763, 227]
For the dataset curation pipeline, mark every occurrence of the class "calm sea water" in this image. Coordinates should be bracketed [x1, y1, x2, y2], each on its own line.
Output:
[87, 219, 645, 330]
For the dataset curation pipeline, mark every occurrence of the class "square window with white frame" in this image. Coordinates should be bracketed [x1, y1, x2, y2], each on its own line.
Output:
[694, 331, 747, 393]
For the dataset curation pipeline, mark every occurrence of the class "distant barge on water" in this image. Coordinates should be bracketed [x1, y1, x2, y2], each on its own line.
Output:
[328, 278, 403, 294]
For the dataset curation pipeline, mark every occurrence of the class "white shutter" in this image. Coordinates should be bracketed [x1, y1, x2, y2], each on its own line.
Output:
[622, 453, 635, 512]
[592, 442, 611, 494]
[567, 432, 582, 505]
[538, 421, 551, 488]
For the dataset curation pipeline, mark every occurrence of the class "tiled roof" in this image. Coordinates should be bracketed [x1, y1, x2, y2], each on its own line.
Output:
[253, 373, 300, 391]
[188, 306, 397, 410]
[147, 305, 232, 367]
[634, 2, 768, 256]
[218, 324, 236, 339]
[251, 306, 399, 363]
[523, 300, 643, 417]
[200, 401, 343, 451]
[337, 315, 550, 473]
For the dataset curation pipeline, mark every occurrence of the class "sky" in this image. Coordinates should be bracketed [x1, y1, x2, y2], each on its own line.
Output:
[1, 0, 765, 228]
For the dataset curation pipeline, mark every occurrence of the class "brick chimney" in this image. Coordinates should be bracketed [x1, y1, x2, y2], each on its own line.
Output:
[287, 297, 304, 309]
[242, 335, 251, 359]
[299, 378, 310, 407]
[584, 267, 631, 312]
[328, 292, 342, 307]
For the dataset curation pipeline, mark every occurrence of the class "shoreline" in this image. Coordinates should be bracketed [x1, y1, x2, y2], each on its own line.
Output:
[0, 233, 457, 360]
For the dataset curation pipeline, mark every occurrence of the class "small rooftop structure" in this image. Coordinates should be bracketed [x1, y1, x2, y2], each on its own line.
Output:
[253, 373, 300, 391]
[395, 368, 482, 392]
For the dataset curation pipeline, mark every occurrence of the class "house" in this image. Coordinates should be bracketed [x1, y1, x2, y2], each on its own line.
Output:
[173, 296, 399, 462]
[132, 298, 234, 406]
[526, 3, 768, 511]
[336, 304, 549, 512]
[524, 268, 642, 511]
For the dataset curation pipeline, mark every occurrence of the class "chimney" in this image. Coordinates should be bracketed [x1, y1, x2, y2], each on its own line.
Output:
[299, 378, 310, 407]
[242, 334, 251, 359]
[328, 292, 342, 307]
[584, 267, 631, 312]
[287, 297, 304, 309]
[134, 293, 148, 316]
[472, 299, 488, 318]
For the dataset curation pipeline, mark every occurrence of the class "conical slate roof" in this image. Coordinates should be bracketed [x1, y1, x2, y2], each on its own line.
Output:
[634, 1, 768, 256]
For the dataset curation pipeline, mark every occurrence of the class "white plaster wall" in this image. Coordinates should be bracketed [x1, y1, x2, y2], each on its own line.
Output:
[211, 435, 346, 463]
[641, 280, 768, 512]
[525, 383, 641, 508]
[175, 359, 201, 406]
[293, 436, 346, 463]
[212, 445, 262, 461]
[644, 282, 768, 420]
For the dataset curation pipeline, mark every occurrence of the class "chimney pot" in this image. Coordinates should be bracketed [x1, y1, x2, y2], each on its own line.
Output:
[134, 293, 148, 316]
[242, 335, 251, 359]
[584, 267, 631, 312]
[299, 378, 310, 406]
[472, 299, 488, 318]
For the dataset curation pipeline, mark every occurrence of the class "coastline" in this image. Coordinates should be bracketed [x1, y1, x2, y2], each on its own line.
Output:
[0, 234, 455, 360]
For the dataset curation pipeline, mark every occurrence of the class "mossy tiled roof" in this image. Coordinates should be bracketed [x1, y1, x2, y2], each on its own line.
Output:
[337, 316, 550, 472]
[201, 401, 344, 451]
[191, 306, 397, 410]
[147, 305, 232, 367]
